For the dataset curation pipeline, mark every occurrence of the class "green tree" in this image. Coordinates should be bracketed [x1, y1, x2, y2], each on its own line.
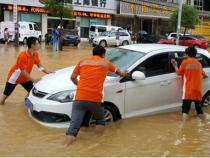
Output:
[171, 4, 200, 35]
[43, 0, 73, 27]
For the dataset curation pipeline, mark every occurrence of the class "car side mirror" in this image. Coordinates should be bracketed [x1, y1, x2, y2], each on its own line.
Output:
[132, 71, 145, 80]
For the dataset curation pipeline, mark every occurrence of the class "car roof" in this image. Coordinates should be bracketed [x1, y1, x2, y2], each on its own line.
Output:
[119, 44, 187, 53]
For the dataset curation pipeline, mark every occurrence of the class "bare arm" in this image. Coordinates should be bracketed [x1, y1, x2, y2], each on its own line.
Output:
[171, 59, 179, 74]
[37, 64, 52, 74]
[71, 72, 78, 86]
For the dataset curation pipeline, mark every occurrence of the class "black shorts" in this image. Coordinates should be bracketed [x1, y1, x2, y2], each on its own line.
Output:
[182, 99, 203, 115]
[3, 81, 34, 96]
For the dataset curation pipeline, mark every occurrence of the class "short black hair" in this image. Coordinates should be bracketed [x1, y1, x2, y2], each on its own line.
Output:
[185, 46, 197, 57]
[27, 37, 38, 48]
[92, 45, 106, 56]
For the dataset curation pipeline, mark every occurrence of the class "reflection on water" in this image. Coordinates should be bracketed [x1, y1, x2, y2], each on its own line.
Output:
[0, 44, 210, 156]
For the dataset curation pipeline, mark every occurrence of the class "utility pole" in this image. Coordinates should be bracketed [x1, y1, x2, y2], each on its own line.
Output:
[13, 0, 19, 47]
[176, 0, 183, 45]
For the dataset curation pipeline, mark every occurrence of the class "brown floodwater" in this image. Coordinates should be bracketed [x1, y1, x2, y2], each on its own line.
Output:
[1, 43, 210, 156]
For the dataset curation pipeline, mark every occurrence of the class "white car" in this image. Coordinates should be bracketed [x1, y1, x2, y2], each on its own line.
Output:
[25, 44, 210, 128]
[167, 32, 190, 40]
[92, 30, 132, 47]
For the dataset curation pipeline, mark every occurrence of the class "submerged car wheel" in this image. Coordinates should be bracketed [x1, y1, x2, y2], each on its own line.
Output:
[99, 40, 107, 47]
[83, 104, 117, 127]
[202, 91, 210, 107]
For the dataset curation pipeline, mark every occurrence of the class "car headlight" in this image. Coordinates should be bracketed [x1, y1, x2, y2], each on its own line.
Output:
[47, 90, 74, 103]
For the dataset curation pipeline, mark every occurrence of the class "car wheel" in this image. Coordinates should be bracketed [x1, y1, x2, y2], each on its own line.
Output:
[201, 91, 210, 107]
[83, 104, 117, 127]
[23, 38, 27, 45]
[194, 44, 200, 48]
[38, 36, 42, 43]
[99, 40, 107, 47]
[122, 40, 129, 46]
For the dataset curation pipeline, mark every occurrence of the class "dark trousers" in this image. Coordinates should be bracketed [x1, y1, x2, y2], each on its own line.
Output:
[66, 100, 105, 136]
[3, 81, 33, 96]
[182, 99, 203, 115]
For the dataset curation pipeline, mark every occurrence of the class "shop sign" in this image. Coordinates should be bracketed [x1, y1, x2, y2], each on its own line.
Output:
[73, 11, 112, 19]
[120, 1, 177, 18]
[3, 4, 48, 14]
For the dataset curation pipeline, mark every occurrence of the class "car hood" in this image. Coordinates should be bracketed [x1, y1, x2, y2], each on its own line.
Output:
[34, 66, 119, 94]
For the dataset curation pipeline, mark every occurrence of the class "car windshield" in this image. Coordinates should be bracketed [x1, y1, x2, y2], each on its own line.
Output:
[106, 48, 145, 76]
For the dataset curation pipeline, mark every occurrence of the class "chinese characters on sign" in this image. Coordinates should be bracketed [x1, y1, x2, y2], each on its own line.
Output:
[120, 1, 177, 17]
[4, 4, 48, 14]
[73, 0, 107, 8]
[73, 11, 111, 19]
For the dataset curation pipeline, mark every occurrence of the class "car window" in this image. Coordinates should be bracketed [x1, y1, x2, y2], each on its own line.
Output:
[98, 27, 106, 32]
[171, 34, 176, 37]
[106, 48, 145, 74]
[135, 53, 171, 77]
[110, 32, 116, 37]
[170, 51, 210, 68]
[196, 54, 210, 68]
[90, 26, 95, 31]
[29, 24, 33, 30]
[179, 36, 185, 40]
[184, 36, 193, 40]
[119, 32, 129, 36]
[100, 31, 110, 36]
[34, 24, 39, 31]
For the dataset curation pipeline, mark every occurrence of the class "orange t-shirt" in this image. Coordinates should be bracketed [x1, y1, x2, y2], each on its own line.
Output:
[7, 50, 40, 84]
[73, 56, 117, 103]
[177, 57, 203, 101]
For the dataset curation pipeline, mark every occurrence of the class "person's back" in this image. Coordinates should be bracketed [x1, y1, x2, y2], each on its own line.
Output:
[179, 57, 202, 100]
[75, 55, 113, 102]
[171, 46, 206, 121]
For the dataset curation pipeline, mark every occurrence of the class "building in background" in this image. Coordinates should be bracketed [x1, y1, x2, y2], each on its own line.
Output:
[64, 0, 117, 38]
[189, 0, 210, 41]
[114, 0, 178, 35]
[0, 0, 48, 39]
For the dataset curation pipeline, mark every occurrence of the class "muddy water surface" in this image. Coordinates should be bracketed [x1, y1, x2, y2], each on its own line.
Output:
[0, 43, 210, 156]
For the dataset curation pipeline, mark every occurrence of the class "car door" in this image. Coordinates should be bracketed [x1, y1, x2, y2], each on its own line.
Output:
[108, 31, 117, 46]
[124, 52, 182, 118]
[181, 36, 194, 47]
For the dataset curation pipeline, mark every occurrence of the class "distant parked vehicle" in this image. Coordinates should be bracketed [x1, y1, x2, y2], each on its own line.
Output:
[89, 25, 123, 42]
[0, 21, 42, 44]
[92, 30, 132, 47]
[166, 32, 190, 40]
[45, 29, 80, 46]
[157, 35, 208, 49]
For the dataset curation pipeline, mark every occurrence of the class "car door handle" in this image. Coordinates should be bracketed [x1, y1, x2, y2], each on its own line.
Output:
[160, 80, 171, 86]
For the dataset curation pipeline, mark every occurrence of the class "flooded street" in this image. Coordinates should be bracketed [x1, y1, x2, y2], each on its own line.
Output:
[1, 43, 210, 156]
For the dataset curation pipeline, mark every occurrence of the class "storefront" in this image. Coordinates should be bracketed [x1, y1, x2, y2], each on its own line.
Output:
[117, 0, 177, 35]
[0, 0, 48, 40]
[65, 0, 117, 38]
[73, 11, 112, 37]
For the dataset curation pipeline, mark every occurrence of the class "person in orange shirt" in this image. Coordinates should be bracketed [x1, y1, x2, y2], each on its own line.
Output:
[65, 45, 128, 146]
[171, 46, 207, 121]
[0, 37, 51, 105]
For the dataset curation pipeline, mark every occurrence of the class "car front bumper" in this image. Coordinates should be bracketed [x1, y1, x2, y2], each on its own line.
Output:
[25, 91, 73, 128]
